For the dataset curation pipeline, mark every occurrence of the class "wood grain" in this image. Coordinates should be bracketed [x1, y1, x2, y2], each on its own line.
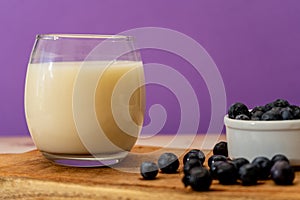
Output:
[0, 146, 299, 200]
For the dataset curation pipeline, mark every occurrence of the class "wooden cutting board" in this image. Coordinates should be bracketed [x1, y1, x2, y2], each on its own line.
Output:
[0, 146, 299, 200]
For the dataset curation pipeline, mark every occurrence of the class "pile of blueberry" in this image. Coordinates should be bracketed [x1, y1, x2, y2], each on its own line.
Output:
[228, 99, 300, 120]
[206, 143, 295, 187]
[140, 141, 296, 192]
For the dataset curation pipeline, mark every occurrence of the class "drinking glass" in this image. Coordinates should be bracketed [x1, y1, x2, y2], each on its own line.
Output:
[24, 34, 145, 167]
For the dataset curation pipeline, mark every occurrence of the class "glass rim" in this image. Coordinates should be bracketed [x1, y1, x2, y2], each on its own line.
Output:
[36, 34, 133, 40]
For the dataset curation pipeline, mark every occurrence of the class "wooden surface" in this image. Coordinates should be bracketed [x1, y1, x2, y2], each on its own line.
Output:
[0, 145, 299, 200]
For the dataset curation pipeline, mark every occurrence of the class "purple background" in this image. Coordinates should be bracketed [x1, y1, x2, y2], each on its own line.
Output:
[1, 0, 300, 136]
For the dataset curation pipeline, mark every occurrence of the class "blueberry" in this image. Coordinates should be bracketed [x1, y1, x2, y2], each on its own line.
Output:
[228, 102, 250, 119]
[250, 110, 264, 120]
[250, 106, 266, 120]
[235, 114, 250, 120]
[265, 99, 290, 111]
[231, 157, 250, 172]
[183, 149, 205, 166]
[238, 163, 259, 185]
[290, 105, 300, 119]
[270, 107, 284, 116]
[273, 99, 290, 108]
[140, 161, 159, 180]
[251, 106, 266, 113]
[208, 155, 228, 169]
[214, 161, 238, 185]
[281, 107, 294, 120]
[158, 152, 179, 173]
[271, 161, 295, 185]
[183, 158, 203, 175]
[264, 102, 276, 111]
[182, 167, 212, 191]
[251, 156, 272, 180]
[261, 109, 282, 121]
[209, 160, 226, 180]
[213, 141, 228, 157]
[271, 154, 290, 166]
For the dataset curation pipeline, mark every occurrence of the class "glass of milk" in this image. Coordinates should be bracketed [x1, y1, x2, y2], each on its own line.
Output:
[24, 34, 145, 167]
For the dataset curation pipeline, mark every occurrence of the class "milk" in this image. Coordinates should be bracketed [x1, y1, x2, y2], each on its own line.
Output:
[25, 61, 145, 154]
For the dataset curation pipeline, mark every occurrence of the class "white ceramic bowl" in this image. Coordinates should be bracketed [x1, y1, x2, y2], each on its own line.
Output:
[224, 115, 300, 166]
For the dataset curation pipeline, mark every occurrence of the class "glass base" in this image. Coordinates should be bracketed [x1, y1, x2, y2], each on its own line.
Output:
[42, 151, 129, 167]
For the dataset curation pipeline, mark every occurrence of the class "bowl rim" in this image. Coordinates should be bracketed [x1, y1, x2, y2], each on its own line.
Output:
[36, 34, 133, 41]
[224, 115, 300, 130]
